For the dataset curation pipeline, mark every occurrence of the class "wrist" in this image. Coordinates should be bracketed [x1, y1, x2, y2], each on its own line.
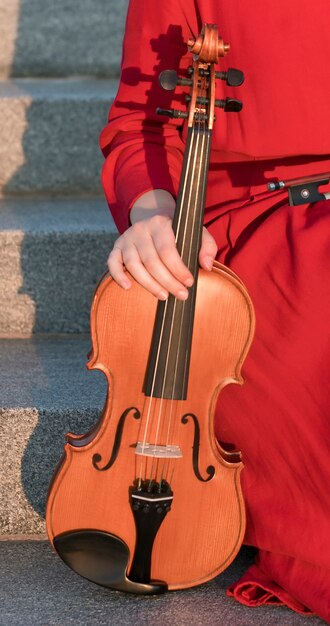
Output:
[130, 189, 176, 224]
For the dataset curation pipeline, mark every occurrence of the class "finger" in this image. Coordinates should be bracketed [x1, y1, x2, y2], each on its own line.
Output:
[122, 244, 174, 300]
[107, 247, 132, 289]
[151, 225, 194, 287]
[199, 228, 218, 271]
[126, 237, 190, 300]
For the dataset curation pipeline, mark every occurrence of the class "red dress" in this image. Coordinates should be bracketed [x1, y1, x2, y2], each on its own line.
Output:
[100, 0, 330, 621]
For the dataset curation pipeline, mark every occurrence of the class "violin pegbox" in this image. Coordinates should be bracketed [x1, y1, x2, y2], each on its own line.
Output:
[157, 24, 244, 129]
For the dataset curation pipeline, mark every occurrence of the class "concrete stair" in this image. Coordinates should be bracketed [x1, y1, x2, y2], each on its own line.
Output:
[0, 78, 118, 196]
[0, 335, 107, 534]
[0, 0, 119, 545]
[0, 197, 117, 333]
[0, 0, 129, 78]
[0, 0, 122, 548]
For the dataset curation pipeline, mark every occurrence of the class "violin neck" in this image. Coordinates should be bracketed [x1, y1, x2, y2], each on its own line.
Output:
[144, 125, 213, 401]
[173, 126, 212, 280]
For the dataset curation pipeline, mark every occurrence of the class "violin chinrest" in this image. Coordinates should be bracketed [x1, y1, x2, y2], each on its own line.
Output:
[54, 529, 167, 594]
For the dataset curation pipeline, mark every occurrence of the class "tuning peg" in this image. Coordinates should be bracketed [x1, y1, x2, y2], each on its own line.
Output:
[216, 97, 243, 112]
[156, 107, 188, 119]
[215, 68, 244, 87]
[158, 70, 193, 91]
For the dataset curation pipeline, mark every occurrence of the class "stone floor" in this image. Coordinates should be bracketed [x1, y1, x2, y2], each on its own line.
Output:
[0, 542, 326, 626]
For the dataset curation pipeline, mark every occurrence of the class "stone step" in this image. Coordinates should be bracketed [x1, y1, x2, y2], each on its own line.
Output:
[0, 0, 128, 79]
[0, 197, 118, 334]
[0, 78, 117, 196]
[0, 335, 107, 535]
[1, 542, 323, 626]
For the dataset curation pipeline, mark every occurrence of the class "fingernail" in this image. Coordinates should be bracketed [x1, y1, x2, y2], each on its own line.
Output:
[158, 290, 168, 300]
[204, 257, 213, 270]
[178, 289, 189, 300]
[184, 276, 194, 287]
[122, 280, 131, 290]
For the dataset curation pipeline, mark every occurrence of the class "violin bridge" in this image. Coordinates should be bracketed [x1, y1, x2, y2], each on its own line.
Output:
[135, 442, 182, 459]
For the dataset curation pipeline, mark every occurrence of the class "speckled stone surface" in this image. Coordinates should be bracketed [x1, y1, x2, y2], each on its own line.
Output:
[0, 335, 107, 410]
[0, 78, 117, 196]
[0, 0, 128, 79]
[0, 197, 118, 333]
[0, 196, 115, 233]
[0, 335, 107, 533]
[0, 542, 325, 626]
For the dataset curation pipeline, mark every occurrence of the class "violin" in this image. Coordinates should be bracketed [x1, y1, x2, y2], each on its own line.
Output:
[46, 24, 255, 593]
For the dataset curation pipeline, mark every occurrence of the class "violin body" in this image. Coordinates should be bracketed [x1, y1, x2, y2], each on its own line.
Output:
[46, 262, 254, 590]
[47, 24, 255, 592]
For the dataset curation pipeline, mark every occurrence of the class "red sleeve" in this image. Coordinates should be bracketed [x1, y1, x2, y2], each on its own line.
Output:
[100, 0, 197, 233]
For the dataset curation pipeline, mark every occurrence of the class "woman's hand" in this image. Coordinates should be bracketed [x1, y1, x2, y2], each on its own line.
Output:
[107, 189, 217, 300]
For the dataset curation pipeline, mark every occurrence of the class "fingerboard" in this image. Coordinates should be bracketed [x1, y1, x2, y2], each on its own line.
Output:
[144, 126, 212, 400]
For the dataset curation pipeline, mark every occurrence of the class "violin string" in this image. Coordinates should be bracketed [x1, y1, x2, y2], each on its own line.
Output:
[148, 127, 200, 483]
[164, 387, 177, 449]
[162, 127, 202, 444]
[152, 126, 201, 454]
[137, 63, 212, 487]
[134, 448, 138, 483]
[161, 109, 206, 456]
[160, 456, 169, 484]
[136, 98, 198, 484]
[149, 69, 208, 483]
[161, 75, 210, 478]
[186, 130, 209, 273]
[136, 394, 150, 487]
[162, 73, 207, 445]
[150, 74, 208, 487]
[158, 129, 200, 392]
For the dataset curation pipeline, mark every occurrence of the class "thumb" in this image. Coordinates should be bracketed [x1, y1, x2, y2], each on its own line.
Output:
[199, 227, 218, 271]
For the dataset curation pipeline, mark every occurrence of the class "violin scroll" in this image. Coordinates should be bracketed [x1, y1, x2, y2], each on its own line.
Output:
[187, 24, 230, 62]
[157, 23, 244, 130]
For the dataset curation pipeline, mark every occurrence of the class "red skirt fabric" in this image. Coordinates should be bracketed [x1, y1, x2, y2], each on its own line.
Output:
[205, 158, 330, 622]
